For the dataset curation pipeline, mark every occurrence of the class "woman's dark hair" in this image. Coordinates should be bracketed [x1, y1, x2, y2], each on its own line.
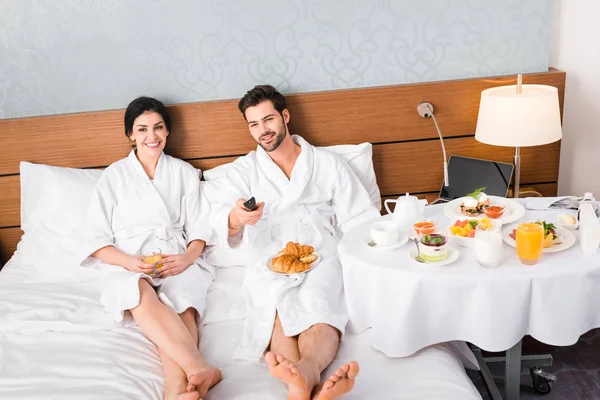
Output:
[238, 85, 286, 120]
[124, 96, 171, 138]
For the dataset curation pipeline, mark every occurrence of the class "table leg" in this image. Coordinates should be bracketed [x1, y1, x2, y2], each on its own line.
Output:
[505, 340, 523, 400]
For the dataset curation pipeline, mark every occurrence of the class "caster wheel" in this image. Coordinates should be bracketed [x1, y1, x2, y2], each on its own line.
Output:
[530, 367, 556, 395]
[532, 376, 552, 395]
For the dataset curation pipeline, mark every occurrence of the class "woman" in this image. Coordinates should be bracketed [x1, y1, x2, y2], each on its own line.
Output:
[81, 96, 221, 400]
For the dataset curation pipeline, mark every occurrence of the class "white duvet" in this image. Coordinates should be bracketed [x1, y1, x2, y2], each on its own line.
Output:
[0, 254, 481, 399]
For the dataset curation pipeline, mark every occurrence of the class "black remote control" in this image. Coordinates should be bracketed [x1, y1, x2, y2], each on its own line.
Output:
[243, 197, 257, 211]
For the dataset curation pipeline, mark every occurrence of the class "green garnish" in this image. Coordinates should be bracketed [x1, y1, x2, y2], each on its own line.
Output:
[422, 234, 443, 245]
[466, 187, 487, 199]
[469, 220, 479, 228]
[535, 220, 557, 239]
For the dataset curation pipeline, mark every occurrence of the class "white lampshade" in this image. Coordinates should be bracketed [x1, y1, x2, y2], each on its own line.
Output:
[475, 84, 563, 147]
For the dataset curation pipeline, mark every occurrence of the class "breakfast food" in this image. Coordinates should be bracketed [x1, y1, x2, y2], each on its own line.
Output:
[509, 220, 562, 248]
[482, 205, 505, 219]
[271, 254, 309, 274]
[449, 218, 493, 238]
[270, 242, 317, 274]
[558, 214, 577, 227]
[413, 220, 436, 236]
[418, 233, 448, 262]
[460, 187, 490, 216]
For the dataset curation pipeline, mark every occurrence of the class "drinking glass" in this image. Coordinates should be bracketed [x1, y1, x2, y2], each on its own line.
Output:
[475, 221, 502, 268]
[516, 223, 544, 265]
[141, 247, 163, 269]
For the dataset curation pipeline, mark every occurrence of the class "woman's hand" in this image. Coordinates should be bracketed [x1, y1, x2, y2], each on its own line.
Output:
[228, 198, 265, 230]
[158, 253, 195, 278]
[123, 255, 156, 275]
[93, 247, 156, 275]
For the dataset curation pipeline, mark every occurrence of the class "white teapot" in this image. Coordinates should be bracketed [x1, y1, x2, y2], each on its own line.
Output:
[384, 193, 428, 228]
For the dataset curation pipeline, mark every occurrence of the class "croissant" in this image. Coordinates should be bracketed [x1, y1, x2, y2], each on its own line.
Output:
[271, 254, 311, 274]
[282, 242, 314, 258]
[299, 254, 318, 264]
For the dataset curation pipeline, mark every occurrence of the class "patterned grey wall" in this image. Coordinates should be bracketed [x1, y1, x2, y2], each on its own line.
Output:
[0, 0, 551, 119]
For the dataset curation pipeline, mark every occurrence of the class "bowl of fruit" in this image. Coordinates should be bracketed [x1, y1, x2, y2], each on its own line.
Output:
[447, 218, 493, 247]
[418, 233, 449, 262]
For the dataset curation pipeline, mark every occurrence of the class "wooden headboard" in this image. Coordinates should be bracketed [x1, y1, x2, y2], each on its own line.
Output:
[0, 69, 566, 263]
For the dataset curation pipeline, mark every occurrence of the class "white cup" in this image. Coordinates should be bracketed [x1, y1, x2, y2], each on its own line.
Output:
[371, 221, 400, 246]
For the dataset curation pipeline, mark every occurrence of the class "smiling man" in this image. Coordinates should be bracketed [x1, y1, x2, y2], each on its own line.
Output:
[211, 85, 380, 399]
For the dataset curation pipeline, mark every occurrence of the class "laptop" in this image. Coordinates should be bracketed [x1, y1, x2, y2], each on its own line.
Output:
[430, 155, 514, 204]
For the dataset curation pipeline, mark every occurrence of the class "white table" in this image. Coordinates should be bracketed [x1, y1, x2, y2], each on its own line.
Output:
[339, 203, 600, 399]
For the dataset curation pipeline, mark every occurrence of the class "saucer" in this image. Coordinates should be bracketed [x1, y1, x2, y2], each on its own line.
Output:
[362, 232, 408, 250]
[408, 246, 459, 266]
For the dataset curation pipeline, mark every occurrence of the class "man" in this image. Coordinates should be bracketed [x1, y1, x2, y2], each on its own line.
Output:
[211, 85, 379, 399]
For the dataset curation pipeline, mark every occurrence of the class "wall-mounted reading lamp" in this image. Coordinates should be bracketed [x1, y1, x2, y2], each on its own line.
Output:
[418, 102, 449, 187]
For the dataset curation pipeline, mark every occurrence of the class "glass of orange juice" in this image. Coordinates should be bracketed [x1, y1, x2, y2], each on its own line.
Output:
[516, 223, 544, 265]
[141, 247, 163, 270]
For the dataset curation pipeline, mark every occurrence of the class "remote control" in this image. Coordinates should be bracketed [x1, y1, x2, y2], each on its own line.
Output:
[243, 197, 258, 211]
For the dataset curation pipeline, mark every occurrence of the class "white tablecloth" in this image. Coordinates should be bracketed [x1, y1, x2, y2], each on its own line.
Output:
[339, 203, 600, 358]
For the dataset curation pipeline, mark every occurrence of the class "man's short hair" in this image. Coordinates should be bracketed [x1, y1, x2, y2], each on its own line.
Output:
[238, 85, 287, 120]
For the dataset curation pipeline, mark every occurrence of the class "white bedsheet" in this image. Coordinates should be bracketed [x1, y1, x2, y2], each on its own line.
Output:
[0, 256, 481, 399]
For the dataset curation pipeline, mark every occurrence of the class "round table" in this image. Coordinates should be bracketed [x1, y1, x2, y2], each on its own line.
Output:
[339, 203, 600, 399]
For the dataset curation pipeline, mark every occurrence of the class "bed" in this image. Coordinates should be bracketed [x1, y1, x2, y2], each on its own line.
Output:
[0, 70, 565, 399]
[0, 257, 483, 400]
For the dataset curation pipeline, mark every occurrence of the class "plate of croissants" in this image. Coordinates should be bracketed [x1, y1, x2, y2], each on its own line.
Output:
[268, 241, 321, 275]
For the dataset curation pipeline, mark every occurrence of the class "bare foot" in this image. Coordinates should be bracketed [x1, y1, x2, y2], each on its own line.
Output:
[186, 365, 222, 398]
[265, 352, 320, 400]
[165, 391, 200, 400]
[312, 361, 359, 400]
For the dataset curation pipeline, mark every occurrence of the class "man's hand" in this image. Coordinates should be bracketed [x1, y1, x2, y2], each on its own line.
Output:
[228, 198, 265, 230]
[123, 255, 156, 275]
[157, 253, 195, 278]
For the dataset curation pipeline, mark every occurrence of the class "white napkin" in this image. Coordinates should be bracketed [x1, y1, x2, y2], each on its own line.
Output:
[526, 196, 575, 210]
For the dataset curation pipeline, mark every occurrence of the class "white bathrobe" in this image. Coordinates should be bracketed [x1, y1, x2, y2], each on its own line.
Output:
[80, 150, 215, 323]
[212, 135, 380, 362]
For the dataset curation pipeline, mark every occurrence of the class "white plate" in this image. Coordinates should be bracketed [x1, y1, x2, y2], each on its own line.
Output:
[408, 245, 460, 266]
[267, 252, 321, 275]
[443, 195, 525, 225]
[502, 225, 576, 253]
[362, 231, 408, 250]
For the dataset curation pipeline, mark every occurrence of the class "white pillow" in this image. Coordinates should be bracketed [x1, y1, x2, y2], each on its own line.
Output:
[321, 142, 381, 211]
[201, 142, 381, 267]
[20, 162, 102, 237]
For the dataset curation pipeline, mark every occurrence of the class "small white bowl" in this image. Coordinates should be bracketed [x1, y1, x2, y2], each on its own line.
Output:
[446, 228, 475, 247]
[557, 214, 579, 230]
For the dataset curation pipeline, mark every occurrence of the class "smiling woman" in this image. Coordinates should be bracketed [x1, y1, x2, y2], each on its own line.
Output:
[77, 95, 222, 399]
[124, 97, 171, 179]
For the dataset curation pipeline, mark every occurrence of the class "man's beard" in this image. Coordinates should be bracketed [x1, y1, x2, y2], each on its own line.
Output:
[258, 125, 286, 152]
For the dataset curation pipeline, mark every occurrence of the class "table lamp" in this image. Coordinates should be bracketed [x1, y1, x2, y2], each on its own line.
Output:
[474, 74, 563, 198]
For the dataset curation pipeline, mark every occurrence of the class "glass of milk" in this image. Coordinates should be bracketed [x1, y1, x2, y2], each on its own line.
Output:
[475, 221, 502, 268]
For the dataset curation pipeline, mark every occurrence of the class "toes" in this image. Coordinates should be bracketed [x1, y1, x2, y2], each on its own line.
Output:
[275, 354, 287, 363]
[265, 352, 279, 367]
[347, 361, 360, 379]
[322, 379, 335, 390]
